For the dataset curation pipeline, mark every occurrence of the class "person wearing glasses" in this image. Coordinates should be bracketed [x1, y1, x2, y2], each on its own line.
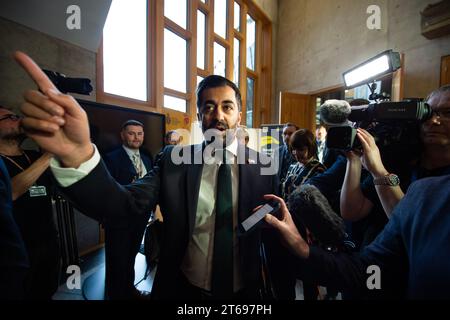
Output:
[0, 106, 60, 300]
[262, 85, 450, 299]
[340, 85, 450, 239]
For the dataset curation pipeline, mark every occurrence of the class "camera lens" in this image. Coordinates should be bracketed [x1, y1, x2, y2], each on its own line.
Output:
[418, 102, 432, 121]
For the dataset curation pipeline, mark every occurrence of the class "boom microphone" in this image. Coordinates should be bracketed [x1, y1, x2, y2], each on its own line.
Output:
[288, 184, 346, 248]
[319, 99, 351, 125]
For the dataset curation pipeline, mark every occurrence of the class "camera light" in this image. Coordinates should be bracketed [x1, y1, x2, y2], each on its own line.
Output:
[343, 50, 400, 88]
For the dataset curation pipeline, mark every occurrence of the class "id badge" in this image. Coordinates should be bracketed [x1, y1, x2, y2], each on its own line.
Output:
[29, 185, 47, 197]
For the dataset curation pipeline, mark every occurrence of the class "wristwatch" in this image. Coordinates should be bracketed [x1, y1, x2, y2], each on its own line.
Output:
[373, 173, 400, 186]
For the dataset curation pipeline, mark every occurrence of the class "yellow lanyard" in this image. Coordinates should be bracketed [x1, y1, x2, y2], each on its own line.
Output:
[0, 151, 31, 172]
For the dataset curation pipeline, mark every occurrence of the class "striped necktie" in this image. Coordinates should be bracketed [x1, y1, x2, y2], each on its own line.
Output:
[132, 153, 142, 178]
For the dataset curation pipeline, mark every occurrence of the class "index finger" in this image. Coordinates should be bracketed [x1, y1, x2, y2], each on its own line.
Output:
[356, 132, 370, 152]
[14, 51, 58, 94]
[357, 128, 374, 140]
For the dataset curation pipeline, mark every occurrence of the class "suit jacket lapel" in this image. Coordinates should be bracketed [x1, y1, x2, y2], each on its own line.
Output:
[119, 147, 137, 176]
[186, 143, 204, 236]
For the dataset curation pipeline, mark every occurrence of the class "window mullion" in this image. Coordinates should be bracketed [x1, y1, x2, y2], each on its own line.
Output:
[240, 2, 248, 124]
[155, 0, 165, 113]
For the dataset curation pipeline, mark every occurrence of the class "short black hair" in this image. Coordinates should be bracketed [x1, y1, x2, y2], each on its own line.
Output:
[196, 75, 242, 110]
[121, 119, 144, 130]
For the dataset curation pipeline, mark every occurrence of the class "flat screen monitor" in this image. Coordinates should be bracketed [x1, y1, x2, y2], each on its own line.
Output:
[77, 99, 165, 160]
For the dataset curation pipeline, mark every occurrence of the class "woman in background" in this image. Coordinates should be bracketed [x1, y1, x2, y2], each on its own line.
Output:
[282, 129, 326, 199]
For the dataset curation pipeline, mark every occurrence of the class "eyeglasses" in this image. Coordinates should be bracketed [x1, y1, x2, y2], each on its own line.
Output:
[430, 109, 450, 120]
[0, 114, 21, 121]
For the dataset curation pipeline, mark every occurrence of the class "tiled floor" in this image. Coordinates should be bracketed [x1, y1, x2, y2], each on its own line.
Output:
[53, 247, 156, 300]
[53, 247, 340, 300]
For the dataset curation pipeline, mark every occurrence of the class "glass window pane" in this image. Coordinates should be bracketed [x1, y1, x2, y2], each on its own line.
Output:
[197, 76, 204, 86]
[233, 38, 240, 85]
[164, 95, 186, 113]
[234, 2, 240, 31]
[164, 29, 187, 93]
[214, 0, 227, 39]
[103, 0, 147, 101]
[197, 11, 206, 69]
[246, 14, 256, 70]
[213, 42, 226, 77]
[164, 0, 187, 29]
[246, 77, 254, 127]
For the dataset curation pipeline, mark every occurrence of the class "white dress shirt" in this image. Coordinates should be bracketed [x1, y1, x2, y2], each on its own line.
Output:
[50, 139, 244, 292]
[122, 145, 148, 178]
[180, 138, 242, 292]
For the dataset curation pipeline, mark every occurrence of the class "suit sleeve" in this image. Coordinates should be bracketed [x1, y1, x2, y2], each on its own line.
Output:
[298, 200, 408, 297]
[305, 155, 347, 199]
[61, 148, 167, 227]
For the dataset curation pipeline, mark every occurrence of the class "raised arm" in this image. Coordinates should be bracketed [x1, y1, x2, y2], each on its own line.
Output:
[340, 151, 374, 221]
[262, 192, 408, 297]
[357, 128, 404, 218]
[14, 51, 159, 225]
[14, 51, 93, 168]
[10, 152, 52, 200]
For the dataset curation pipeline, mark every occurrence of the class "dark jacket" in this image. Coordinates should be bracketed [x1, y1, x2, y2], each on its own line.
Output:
[63, 143, 294, 299]
[300, 174, 450, 299]
[104, 146, 153, 185]
[0, 158, 29, 299]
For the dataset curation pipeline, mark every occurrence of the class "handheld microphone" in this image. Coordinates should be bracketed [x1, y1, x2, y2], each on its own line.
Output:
[288, 184, 346, 247]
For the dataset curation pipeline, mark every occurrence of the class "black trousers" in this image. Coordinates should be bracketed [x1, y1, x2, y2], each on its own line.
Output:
[104, 212, 150, 300]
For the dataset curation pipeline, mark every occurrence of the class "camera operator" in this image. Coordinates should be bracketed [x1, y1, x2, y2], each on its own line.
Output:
[261, 85, 450, 299]
[341, 85, 450, 242]
[0, 106, 60, 299]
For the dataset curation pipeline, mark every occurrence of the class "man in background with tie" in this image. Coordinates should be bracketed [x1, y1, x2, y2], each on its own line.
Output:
[14, 50, 295, 300]
[315, 124, 327, 164]
[103, 120, 153, 299]
[104, 120, 153, 184]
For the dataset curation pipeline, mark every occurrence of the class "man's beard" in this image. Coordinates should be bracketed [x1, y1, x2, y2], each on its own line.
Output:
[126, 141, 142, 150]
[203, 120, 237, 147]
[0, 129, 26, 144]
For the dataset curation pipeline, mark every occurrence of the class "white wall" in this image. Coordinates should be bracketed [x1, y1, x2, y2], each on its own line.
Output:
[276, 0, 450, 99]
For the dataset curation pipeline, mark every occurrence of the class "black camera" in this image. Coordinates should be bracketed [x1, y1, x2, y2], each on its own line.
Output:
[43, 69, 93, 95]
[325, 100, 432, 151]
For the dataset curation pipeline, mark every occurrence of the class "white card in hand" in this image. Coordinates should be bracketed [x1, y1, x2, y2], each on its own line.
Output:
[241, 203, 275, 232]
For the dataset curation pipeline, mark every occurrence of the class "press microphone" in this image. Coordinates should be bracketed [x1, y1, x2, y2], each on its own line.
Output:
[288, 184, 346, 248]
[319, 99, 352, 125]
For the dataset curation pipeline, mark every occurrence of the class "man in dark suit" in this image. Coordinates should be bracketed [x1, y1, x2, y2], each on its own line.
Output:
[0, 157, 29, 299]
[104, 120, 153, 185]
[103, 120, 153, 299]
[15, 51, 294, 300]
[277, 123, 297, 182]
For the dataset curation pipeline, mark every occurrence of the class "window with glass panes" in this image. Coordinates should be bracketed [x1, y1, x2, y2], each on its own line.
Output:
[98, 0, 272, 128]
